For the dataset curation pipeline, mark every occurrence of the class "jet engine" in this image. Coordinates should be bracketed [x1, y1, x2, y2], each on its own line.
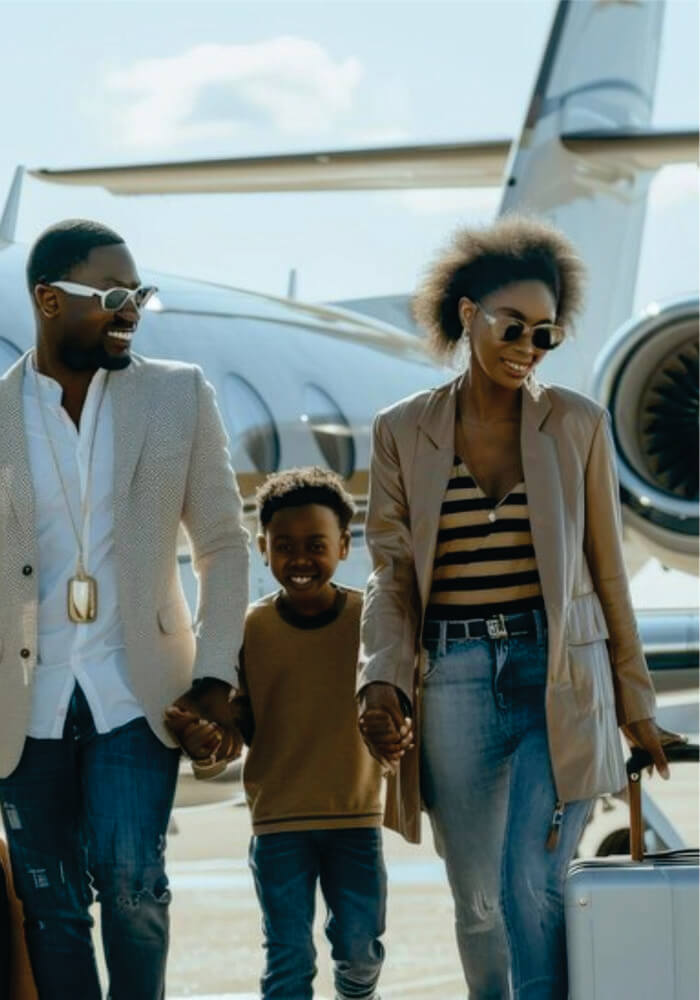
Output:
[591, 297, 699, 576]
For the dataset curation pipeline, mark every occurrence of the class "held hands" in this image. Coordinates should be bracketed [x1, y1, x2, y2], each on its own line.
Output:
[358, 682, 414, 776]
[165, 678, 244, 767]
[164, 705, 225, 761]
[621, 718, 687, 781]
[175, 678, 236, 730]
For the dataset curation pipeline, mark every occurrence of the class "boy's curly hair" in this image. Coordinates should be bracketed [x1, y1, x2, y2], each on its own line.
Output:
[256, 466, 356, 531]
[412, 215, 586, 361]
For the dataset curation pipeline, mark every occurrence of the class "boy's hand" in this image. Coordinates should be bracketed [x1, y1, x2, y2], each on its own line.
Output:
[164, 705, 223, 760]
[358, 682, 414, 773]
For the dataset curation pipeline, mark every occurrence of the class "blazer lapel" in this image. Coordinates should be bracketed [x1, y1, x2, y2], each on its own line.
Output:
[109, 358, 151, 500]
[521, 386, 565, 615]
[0, 354, 35, 537]
[411, 377, 460, 612]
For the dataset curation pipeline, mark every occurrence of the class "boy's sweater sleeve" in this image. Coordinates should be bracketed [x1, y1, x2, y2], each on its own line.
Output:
[230, 648, 255, 746]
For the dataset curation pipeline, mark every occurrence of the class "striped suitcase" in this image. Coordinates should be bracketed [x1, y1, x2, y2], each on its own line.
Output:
[565, 743, 699, 1000]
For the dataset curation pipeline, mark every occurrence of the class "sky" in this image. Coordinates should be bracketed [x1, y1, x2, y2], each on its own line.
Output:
[0, 0, 697, 305]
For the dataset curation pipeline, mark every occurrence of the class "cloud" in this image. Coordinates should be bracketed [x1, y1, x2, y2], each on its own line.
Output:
[100, 38, 364, 148]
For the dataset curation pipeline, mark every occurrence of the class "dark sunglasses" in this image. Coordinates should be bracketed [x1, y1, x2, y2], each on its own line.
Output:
[477, 303, 565, 351]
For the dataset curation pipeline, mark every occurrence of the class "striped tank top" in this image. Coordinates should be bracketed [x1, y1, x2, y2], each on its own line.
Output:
[426, 457, 544, 621]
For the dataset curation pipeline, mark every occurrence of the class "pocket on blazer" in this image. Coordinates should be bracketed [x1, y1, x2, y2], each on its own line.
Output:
[566, 592, 615, 711]
[157, 601, 193, 635]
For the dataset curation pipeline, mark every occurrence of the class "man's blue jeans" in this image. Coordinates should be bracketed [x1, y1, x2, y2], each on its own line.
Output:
[249, 827, 386, 1000]
[0, 684, 180, 1000]
[421, 612, 592, 1000]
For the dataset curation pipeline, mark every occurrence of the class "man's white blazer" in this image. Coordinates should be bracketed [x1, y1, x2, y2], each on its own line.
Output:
[0, 352, 249, 777]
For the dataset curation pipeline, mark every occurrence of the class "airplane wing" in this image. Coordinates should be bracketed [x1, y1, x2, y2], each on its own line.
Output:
[560, 130, 699, 174]
[28, 139, 511, 195]
[28, 130, 696, 196]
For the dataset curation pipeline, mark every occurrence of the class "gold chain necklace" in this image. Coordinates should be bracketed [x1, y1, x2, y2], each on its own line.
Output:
[34, 365, 109, 623]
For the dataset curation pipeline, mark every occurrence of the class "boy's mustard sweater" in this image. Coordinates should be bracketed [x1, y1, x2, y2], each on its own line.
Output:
[233, 587, 383, 836]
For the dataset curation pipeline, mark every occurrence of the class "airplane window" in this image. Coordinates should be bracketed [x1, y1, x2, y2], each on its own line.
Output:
[0, 338, 21, 375]
[302, 384, 355, 479]
[223, 373, 280, 473]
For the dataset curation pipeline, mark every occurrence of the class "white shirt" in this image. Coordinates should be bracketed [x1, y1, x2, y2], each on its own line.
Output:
[23, 356, 143, 738]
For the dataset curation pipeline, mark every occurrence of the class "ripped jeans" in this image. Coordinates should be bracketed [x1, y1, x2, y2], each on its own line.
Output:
[0, 683, 179, 1000]
[421, 613, 592, 1000]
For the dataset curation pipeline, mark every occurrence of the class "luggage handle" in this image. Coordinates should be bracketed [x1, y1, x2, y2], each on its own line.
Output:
[626, 741, 699, 861]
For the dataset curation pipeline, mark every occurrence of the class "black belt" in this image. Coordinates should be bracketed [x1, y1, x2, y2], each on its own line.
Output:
[423, 610, 540, 642]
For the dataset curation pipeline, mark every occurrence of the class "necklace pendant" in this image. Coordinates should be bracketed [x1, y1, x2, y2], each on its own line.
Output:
[68, 574, 98, 624]
[488, 510, 497, 523]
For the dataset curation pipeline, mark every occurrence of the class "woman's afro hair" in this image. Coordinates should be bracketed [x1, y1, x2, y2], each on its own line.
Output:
[412, 215, 586, 360]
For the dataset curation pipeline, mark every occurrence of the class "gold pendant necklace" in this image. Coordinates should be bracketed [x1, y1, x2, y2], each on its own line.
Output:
[34, 363, 108, 624]
[67, 559, 98, 624]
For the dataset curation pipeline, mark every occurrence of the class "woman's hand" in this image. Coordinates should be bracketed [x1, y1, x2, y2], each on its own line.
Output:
[621, 718, 685, 780]
[358, 682, 414, 775]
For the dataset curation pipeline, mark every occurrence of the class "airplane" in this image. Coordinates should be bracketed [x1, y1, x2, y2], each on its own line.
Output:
[0, 0, 697, 820]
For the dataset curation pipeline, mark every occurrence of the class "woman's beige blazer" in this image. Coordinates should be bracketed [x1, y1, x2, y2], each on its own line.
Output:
[358, 374, 656, 843]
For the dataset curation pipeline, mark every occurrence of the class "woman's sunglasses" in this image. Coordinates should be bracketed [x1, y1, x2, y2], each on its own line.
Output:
[477, 303, 565, 351]
[48, 280, 158, 313]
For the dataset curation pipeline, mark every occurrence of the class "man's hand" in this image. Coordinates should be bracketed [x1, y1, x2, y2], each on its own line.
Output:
[175, 678, 234, 729]
[164, 705, 223, 760]
[358, 682, 414, 775]
[165, 704, 244, 764]
[621, 717, 684, 780]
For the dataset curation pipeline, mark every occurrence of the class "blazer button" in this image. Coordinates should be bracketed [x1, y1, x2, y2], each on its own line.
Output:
[20, 648, 31, 659]
[22, 564, 33, 576]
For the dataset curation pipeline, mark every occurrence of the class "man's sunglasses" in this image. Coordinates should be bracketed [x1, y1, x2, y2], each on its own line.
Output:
[48, 280, 158, 313]
[477, 303, 565, 351]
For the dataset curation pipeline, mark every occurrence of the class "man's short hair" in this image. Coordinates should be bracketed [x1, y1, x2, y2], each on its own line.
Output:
[256, 466, 356, 532]
[26, 219, 125, 290]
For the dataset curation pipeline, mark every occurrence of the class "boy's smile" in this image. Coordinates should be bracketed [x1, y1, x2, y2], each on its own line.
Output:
[260, 503, 350, 616]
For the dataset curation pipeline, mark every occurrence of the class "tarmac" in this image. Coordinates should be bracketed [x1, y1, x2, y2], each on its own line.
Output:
[3, 697, 697, 1000]
[161, 725, 697, 1000]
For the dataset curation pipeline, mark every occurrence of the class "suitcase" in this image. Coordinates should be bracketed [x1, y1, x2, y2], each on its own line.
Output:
[565, 742, 699, 1000]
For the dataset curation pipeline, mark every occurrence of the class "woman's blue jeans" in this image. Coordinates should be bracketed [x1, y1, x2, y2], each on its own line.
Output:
[249, 827, 386, 1000]
[0, 683, 180, 1000]
[421, 612, 592, 1000]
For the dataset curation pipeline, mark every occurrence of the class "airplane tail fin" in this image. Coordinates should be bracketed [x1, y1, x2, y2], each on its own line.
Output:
[0, 166, 25, 245]
[500, 0, 682, 355]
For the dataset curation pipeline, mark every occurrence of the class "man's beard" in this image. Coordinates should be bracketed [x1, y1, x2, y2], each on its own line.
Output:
[59, 341, 132, 372]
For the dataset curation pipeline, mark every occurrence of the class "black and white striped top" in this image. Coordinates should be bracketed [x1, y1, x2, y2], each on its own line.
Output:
[426, 457, 544, 621]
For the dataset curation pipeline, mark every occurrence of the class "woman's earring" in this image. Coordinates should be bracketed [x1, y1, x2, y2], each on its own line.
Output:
[461, 326, 470, 338]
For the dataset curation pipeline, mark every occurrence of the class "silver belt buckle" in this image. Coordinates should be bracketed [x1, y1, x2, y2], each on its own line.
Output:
[486, 614, 508, 639]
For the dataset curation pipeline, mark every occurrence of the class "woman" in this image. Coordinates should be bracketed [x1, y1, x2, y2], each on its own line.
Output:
[357, 217, 670, 999]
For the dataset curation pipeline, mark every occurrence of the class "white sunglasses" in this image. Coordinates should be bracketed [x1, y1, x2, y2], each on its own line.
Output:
[49, 280, 157, 313]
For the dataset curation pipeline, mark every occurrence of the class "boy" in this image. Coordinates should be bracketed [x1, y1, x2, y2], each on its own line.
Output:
[167, 467, 386, 1000]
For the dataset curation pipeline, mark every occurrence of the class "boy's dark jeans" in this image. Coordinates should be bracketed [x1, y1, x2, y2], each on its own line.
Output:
[0, 683, 179, 1000]
[249, 826, 387, 1000]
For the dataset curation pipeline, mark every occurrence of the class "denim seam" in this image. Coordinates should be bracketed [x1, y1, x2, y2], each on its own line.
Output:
[499, 761, 517, 995]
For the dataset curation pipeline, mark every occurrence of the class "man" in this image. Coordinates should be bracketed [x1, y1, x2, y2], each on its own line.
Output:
[0, 219, 249, 998]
